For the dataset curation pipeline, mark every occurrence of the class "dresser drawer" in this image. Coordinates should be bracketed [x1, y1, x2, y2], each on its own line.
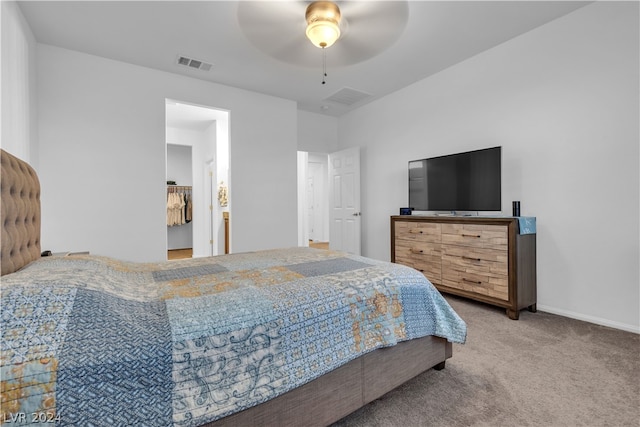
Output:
[441, 245, 508, 300]
[441, 223, 507, 250]
[394, 240, 442, 285]
[441, 272, 508, 301]
[395, 221, 441, 243]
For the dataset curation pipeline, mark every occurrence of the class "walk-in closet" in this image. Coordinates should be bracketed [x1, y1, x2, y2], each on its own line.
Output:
[167, 144, 193, 259]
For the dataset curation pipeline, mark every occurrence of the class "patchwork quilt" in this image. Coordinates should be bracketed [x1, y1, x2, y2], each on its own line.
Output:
[0, 247, 466, 426]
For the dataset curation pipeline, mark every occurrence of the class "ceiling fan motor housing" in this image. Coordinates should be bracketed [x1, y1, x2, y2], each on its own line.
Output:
[305, 1, 342, 48]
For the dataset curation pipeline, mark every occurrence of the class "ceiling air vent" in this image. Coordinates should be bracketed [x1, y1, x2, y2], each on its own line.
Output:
[323, 87, 372, 106]
[176, 55, 213, 72]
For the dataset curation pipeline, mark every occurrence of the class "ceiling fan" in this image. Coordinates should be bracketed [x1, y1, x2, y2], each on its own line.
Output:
[237, 1, 409, 69]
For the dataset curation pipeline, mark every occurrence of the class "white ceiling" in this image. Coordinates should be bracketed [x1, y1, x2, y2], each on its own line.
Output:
[18, 1, 590, 117]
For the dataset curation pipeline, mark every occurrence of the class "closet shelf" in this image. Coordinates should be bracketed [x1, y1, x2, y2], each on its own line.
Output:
[167, 185, 192, 192]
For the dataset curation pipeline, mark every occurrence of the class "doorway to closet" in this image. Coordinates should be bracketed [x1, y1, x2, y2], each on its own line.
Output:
[165, 100, 230, 260]
[166, 144, 194, 259]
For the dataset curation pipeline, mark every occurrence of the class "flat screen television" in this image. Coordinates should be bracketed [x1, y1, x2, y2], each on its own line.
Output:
[408, 146, 501, 212]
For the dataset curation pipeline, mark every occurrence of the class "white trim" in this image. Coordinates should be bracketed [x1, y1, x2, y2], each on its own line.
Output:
[297, 151, 309, 247]
[537, 305, 639, 334]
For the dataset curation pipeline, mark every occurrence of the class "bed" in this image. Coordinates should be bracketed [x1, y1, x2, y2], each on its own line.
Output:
[0, 148, 466, 426]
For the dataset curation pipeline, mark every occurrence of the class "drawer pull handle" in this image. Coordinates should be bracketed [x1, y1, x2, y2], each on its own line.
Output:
[410, 248, 424, 254]
[462, 256, 481, 262]
[410, 229, 424, 234]
[462, 278, 482, 285]
[462, 233, 481, 238]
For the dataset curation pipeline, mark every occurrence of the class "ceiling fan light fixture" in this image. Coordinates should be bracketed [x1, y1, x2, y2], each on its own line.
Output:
[305, 1, 341, 48]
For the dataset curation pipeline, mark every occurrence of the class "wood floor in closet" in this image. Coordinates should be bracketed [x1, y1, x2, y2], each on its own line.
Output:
[167, 248, 193, 260]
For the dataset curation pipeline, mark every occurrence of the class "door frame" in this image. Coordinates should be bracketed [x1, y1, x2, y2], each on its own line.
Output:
[165, 99, 230, 258]
[297, 148, 360, 255]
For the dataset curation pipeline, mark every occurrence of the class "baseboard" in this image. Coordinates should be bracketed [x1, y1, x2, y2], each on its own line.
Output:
[537, 305, 640, 334]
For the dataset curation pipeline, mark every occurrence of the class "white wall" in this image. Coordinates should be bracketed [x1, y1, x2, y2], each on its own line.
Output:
[166, 143, 193, 186]
[37, 44, 298, 262]
[338, 2, 639, 332]
[1, 1, 38, 166]
[297, 110, 339, 153]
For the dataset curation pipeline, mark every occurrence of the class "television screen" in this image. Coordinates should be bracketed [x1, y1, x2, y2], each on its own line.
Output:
[409, 146, 501, 212]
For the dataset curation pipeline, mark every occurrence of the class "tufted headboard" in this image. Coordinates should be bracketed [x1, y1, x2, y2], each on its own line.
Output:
[1, 149, 41, 275]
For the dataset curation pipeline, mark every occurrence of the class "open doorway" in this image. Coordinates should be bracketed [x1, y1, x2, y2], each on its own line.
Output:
[166, 100, 230, 259]
[166, 144, 193, 259]
[297, 151, 329, 249]
[298, 147, 362, 255]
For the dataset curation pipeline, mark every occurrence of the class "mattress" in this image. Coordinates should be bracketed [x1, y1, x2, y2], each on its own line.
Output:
[0, 247, 466, 426]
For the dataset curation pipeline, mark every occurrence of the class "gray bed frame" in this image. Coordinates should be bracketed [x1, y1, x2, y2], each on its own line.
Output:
[205, 335, 451, 426]
[0, 148, 452, 426]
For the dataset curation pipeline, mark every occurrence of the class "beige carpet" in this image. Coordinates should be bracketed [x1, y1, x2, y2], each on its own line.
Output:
[334, 295, 640, 427]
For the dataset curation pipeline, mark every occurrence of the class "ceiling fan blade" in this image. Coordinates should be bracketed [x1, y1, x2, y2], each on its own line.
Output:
[237, 0, 409, 67]
[338, 1, 409, 45]
[237, 1, 306, 46]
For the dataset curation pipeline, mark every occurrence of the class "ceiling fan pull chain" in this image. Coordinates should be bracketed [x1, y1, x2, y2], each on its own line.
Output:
[322, 47, 327, 85]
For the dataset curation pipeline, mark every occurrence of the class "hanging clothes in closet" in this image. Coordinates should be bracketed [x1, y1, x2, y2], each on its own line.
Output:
[167, 186, 192, 226]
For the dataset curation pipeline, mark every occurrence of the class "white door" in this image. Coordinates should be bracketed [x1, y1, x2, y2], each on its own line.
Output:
[307, 174, 316, 241]
[328, 147, 361, 255]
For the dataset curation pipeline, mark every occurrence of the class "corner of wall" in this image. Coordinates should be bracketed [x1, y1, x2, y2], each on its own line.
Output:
[1, 1, 38, 167]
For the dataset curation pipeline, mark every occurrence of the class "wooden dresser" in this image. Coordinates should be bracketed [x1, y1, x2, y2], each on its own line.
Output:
[391, 215, 536, 319]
